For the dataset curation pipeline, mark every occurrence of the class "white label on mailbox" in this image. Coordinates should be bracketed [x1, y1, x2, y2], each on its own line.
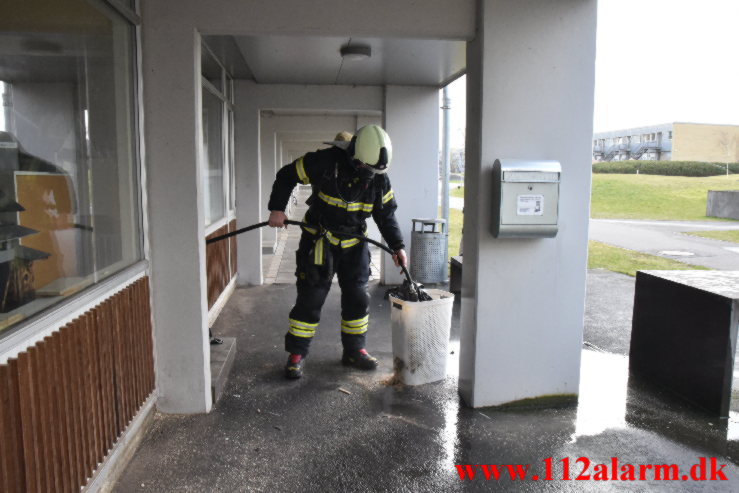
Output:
[517, 195, 544, 215]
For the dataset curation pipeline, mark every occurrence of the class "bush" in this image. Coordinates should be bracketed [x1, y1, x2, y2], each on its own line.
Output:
[592, 160, 739, 177]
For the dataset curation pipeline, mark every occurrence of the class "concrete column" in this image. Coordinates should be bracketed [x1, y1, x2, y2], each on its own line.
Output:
[142, 24, 211, 413]
[260, 115, 277, 254]
[383, 86, 440, 285]
[459, 0, 597, 407]
[234, 81, 263, 286]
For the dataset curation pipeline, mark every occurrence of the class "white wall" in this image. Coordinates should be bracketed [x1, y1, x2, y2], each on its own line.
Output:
[142, 24, 211, 413]
[145, 0, 474, 40]
[233, 82, 264, 286]
[383, 86, 440, 285]
[259, 117, 278, 253]
[458, 0, 597, 407]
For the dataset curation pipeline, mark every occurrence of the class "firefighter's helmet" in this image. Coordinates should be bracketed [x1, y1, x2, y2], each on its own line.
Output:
[351, 125, 392, 174]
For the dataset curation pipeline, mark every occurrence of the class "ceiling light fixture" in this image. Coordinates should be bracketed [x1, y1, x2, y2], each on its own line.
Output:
[340, 44, 371, 61]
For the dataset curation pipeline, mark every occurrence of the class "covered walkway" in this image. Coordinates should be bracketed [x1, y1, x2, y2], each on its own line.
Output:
[114, 272, 739, 491]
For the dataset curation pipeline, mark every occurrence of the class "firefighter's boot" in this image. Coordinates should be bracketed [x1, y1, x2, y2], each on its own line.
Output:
[285, 354, 305, 379]
[342, 348, 379, 370]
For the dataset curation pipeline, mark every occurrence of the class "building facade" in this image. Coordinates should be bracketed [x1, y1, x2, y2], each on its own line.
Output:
[593, 122, 739, 163]
[1, 1, 598, 491]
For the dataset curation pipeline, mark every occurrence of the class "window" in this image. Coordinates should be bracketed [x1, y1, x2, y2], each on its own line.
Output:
[0, 0, 142, 335]
[668, 131, 673, 140]
[202, 89, 225, 225]
[200, 42, 234, 228]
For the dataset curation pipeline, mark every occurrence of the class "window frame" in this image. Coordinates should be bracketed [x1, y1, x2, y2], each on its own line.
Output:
[201, 40, 236, 235]
[0, 0, 147, 353]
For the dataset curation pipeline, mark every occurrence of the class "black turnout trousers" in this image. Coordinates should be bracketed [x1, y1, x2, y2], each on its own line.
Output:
[285, 231, 371, 356]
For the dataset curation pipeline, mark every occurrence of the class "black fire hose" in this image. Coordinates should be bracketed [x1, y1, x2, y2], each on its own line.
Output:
[206, 219, 426, 300]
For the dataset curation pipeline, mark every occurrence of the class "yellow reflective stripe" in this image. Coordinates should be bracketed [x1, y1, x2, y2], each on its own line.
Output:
[318, 191, 344, 208]
[341, 327, 367, 335]
[325, 231, 341, 246]
[300, 214, 318, 234]
[342, 315, 369, 327]
[314, 237, 324, 265]
[341, 315, 368, 334]
[289, 318, 318, 329]
[341, 238, 360, 248]
[347, 202, 373, 212]
[289, 317, 317, 338]
[325, 231, 361, 249]
[341, 324, 368, 335]
[382, 189, 395, 204]
[296, 157, 310, 184]
[318, 192, 373, 212]
[289, 327, 315, 338]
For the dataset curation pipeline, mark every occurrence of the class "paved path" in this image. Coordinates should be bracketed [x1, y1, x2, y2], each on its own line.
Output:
[448, 195, 463, 210]
[589, 218, 739, 270]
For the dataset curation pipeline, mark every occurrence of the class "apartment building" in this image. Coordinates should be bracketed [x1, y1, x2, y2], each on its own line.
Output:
[593, 122, 739, 163]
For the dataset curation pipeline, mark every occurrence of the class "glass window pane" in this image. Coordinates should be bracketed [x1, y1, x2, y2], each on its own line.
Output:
[202, 89, 224, 225]
[228, 109, 235, 211]
[225, 75, 233, 103]
[201, 45, 223, 95]
[0, 0, 142, 335]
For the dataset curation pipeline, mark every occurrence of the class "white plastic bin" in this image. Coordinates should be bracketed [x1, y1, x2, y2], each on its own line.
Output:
[389, 289, 454, 385]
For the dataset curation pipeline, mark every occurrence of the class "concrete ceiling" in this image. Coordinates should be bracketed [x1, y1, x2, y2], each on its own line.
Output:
[233, 35, 465, 87]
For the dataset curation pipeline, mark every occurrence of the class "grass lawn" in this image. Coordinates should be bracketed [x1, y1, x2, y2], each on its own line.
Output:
[587, 241, 709, 276]
[591, 174, 739, 220]
[684, 230, 739, 243]
[442, 174, 734, 275]
[450, 186, 464, 198]
[447, 208, 463, 258]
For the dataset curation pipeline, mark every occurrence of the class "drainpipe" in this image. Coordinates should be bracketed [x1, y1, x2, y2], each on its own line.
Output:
[441, 86, 451, 270]
[1, 82, 12, 132]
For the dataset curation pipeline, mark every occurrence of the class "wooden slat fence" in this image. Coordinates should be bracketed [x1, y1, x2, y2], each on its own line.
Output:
[205, 220, 237, 309]
[0, 277, 155, 493]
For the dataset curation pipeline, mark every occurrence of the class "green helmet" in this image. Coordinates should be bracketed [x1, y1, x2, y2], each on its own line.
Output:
[352, 125, 392, 174]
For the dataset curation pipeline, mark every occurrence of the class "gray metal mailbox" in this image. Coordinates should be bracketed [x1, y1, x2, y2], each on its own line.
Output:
[492, 159, 561, 238]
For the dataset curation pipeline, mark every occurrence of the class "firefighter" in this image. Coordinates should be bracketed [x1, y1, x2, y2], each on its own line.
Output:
[267, 125, 407, 379]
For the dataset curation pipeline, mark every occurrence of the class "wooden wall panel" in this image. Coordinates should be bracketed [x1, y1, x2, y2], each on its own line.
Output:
[0, 360, 26, 493]
[229, 220, 237, 279]
[206, 223, 235, 309]
[0, 276, 155, 493]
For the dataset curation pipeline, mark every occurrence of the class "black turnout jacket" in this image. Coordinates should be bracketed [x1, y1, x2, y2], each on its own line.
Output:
[268, 146, 405, 251]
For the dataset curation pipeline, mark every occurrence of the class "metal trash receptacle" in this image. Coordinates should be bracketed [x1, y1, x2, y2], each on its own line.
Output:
[410, 218, 447, 284]
[390, 289, 455, 385]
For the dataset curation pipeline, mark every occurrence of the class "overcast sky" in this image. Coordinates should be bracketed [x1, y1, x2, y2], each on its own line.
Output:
[594, 0, 739, 133]
[444, 0, 739, 146]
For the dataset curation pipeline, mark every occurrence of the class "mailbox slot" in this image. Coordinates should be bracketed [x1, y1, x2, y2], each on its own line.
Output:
[492, 159, 561, 238]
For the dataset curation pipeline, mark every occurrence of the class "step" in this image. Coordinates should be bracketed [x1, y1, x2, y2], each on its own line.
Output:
[210, 337, 237, 404]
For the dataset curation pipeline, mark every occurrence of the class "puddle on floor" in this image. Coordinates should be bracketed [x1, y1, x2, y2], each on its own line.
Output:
[574, 350, 629, 437]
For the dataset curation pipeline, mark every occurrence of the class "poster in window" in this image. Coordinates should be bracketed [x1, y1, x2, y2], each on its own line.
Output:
[15, 172, 78, 290]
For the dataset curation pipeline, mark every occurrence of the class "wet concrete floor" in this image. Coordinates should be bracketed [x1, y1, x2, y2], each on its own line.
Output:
[115, 274, 739, 491]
